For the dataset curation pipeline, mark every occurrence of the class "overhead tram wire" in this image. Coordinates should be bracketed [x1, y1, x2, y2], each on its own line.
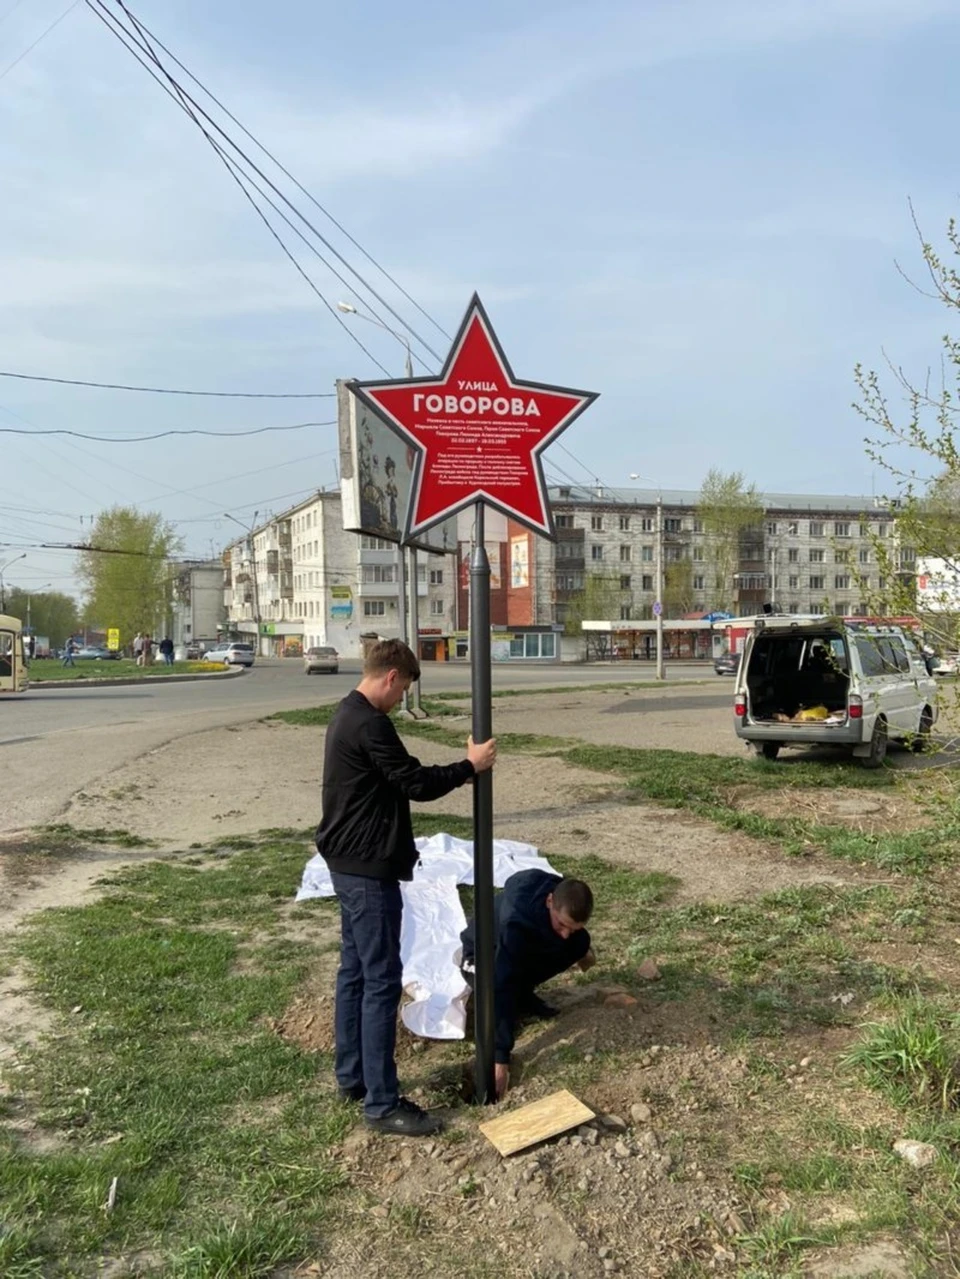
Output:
[0, 419, 335, 442]
[0, 371, 331, 397]
[0, 0, 80, 82]
[114, 1, 450, 344]
[93, 0, 445, 371]
[85, 1, 394, 379]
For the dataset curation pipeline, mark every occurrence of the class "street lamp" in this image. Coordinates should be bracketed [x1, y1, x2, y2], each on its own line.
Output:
[628, 475, 665, 680]
[223, 511, 261, 651]
[337, 300, 415, 378]
[25, 583, 51, 633]
[0, 553, 27, 611]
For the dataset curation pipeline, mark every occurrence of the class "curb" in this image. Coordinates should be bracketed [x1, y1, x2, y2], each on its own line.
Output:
[27, 668, 247, 692]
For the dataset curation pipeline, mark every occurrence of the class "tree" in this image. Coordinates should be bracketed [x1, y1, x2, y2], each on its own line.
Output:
[855, 207, 960, 648]
[563, 571, 625, 656]
[2, 588, 80, 646]
[663, 557, 695, 617]
[77, 507, 182, 644]
[697, 470, 764, 613]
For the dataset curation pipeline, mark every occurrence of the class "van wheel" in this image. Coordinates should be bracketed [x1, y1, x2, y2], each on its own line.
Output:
[913, 707, 934, 753]
[862, 719, 888, 769]
[757, 743, 780, 761]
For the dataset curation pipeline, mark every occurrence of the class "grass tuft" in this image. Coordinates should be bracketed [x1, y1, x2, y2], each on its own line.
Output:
[846, 999, 960, 1113]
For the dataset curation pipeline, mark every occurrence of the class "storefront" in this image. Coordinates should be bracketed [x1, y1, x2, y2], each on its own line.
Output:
[449, 626, 562, 662]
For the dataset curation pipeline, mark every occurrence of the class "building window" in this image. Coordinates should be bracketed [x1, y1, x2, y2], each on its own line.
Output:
[664, 517, 682, 533]
[620, 575, 631, 590]
[591, 515, 603, 531]
[693, 575, 705, 590]
[810, 521, 824, 536]
[809, 548, 824, 563]
[363, 601, 385, 617]
[809, 575, 825, 590]
[508, 632, 557, 659]
[641, 575, 654, 591]
[787, 521, 799, 535]
[810, 603, 825, 615]
[555, 514, 573, 529]
[362, 564, 396, 583]
[619, 515, 630, 531]
[641, 517, 653, 533]
[641, 545, 653, 562]
[788, 576, 799, 588]
[693, 518, 703, 533]
[878, 575, 886, 590]
[619, 605, 632, 620]
[835, 549, 849, 564]
[860, 523, 869, 537]
[835, 575, 850, 590]
[556, 541, 580, 560]
[692, 544, 704, 561]
[619, 545, 631, 562]
[859, 549, 870, 564]
[591, 545, 604, 561]
[557, 573, 583, 591]
[836, 602, 849, 615]
[430, 569, 443, 585]
[834, 522, 850, 537]
[787, 548, 799, 563]
[666, 546, 684, 562]
[767, 522, 778, 535]
[877, 524, 888, 538]
[852, 603, 867, 616]
[429, 599, 444, 617]
[789, 603, 800, 613]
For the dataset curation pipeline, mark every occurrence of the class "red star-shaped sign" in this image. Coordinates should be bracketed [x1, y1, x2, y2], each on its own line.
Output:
[347, 294, 598, 542]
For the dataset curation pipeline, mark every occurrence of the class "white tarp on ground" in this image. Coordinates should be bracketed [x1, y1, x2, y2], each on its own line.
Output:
[296, 833, 557, 1040]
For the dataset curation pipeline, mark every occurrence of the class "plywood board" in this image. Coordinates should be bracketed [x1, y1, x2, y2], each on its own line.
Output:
[479, 1089, 594, 1157]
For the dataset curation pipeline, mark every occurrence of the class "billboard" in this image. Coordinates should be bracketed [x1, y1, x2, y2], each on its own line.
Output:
[510, 535, 529, 588]
[338, 380, 456, 554]
[917, 557, 960, 612]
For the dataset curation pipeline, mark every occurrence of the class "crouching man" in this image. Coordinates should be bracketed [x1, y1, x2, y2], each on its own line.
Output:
[460, 870, 594, 1100]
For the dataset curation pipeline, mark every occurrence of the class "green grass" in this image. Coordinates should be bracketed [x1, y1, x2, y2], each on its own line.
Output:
[427, 679, 714, 700]
[40, 823, 156, 849]
[0, 835, 346, 1276]
[846, 998, 960, 1113]
[27, 660, 227, 682]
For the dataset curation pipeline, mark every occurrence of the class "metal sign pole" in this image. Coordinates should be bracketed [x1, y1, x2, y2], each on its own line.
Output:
[469, 500, 496, 1104]
[396, 543, 410, 713]
[408, 545, 422, 714]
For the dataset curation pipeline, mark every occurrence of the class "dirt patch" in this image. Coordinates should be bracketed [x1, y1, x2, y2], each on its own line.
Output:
[731, 785, 931, 836]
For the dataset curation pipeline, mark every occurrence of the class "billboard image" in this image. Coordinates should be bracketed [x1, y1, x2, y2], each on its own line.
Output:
[510, 535, 529, 588]
[338, 380, 455, 554]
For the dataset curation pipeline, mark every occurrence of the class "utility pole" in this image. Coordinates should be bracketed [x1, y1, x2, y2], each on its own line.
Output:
[655, 492, 665, 680]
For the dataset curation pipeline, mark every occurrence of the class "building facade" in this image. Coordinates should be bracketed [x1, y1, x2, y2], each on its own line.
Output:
[222, 491, 457, 658]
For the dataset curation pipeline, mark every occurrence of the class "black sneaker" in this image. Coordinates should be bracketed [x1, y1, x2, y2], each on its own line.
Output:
[338, 1083, 365, 1103]
[365, 1097, 444, 1137]
[518, 993, 559, 1021]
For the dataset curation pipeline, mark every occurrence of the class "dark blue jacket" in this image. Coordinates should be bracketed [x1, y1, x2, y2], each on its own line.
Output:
[461, 868, 590, 1064]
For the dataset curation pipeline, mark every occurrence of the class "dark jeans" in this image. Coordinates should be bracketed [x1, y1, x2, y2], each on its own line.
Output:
[330, 871, 403, 1118]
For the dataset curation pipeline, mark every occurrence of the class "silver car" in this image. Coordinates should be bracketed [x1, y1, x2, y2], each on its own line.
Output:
[203, 642, 255, 667]
[304, 645, 339, 674]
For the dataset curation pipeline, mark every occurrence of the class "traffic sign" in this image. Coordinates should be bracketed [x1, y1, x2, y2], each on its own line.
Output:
[347, 294, 598, 543]
[652, 601, 663, 617]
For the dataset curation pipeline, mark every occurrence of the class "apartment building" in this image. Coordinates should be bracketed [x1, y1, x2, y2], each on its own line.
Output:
[536, 485, 906, 625]
[222, 491, 457, 658]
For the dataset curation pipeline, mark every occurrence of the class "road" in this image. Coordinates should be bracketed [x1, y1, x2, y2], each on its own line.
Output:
[0, 661, 715, 834]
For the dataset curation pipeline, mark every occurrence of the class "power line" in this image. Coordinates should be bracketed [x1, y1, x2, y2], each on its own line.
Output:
[0, 418, 335, 442]
[119, 2, 451, 345]
[114, 0, 447, 363]
[86, 0, 393, 378]
[0, 369, 332, 397]
[0, 0, 80, 82]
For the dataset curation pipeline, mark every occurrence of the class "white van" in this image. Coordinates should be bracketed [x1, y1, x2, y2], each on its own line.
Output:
[733, 617, 937, 767]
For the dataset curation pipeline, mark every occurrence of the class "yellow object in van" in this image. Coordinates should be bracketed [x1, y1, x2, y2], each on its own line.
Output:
[796, 705, 829, 721]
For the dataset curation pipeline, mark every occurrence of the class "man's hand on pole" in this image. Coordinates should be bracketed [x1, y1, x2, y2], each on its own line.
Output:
[467, 735, 497, 772]
[494, 1062, 510, 1101]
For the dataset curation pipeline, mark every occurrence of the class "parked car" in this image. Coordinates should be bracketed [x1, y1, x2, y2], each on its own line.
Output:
[74, 645, 120, 661]
[733, 617, 938, 767]
[304, 645, 339, 675]
[714, 651, 740, 676]
[933, 652, 959, 677]
[202, 643, 255, 667]
[186, 638, 221, 660]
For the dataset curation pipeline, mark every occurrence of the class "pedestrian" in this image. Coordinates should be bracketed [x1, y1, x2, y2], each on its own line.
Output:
[460, 870, 595, 1100]
[141, 635, 153, 666]
[159, 636, 174, 666]
[133, 633, 143, 665]
[316, 638, 496, 1137]
[61, 637, 76, 668]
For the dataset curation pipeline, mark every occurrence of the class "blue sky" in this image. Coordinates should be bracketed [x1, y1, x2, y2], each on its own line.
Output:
[1, 0, 958, 599]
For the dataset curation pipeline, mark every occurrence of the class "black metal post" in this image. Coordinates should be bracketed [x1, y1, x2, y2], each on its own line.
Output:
[470, 501, 496, 1104]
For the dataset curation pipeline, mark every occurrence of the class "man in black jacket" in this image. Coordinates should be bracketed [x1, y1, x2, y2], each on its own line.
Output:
[316, 638, 496, 1137]
[461, 870, 594, 1100]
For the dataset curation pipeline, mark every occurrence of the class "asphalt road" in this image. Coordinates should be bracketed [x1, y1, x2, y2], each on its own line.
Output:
[0, 660, 713, 833]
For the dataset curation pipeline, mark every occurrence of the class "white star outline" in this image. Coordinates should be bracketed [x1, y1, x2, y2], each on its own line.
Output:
[347, 293, 599, 543]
